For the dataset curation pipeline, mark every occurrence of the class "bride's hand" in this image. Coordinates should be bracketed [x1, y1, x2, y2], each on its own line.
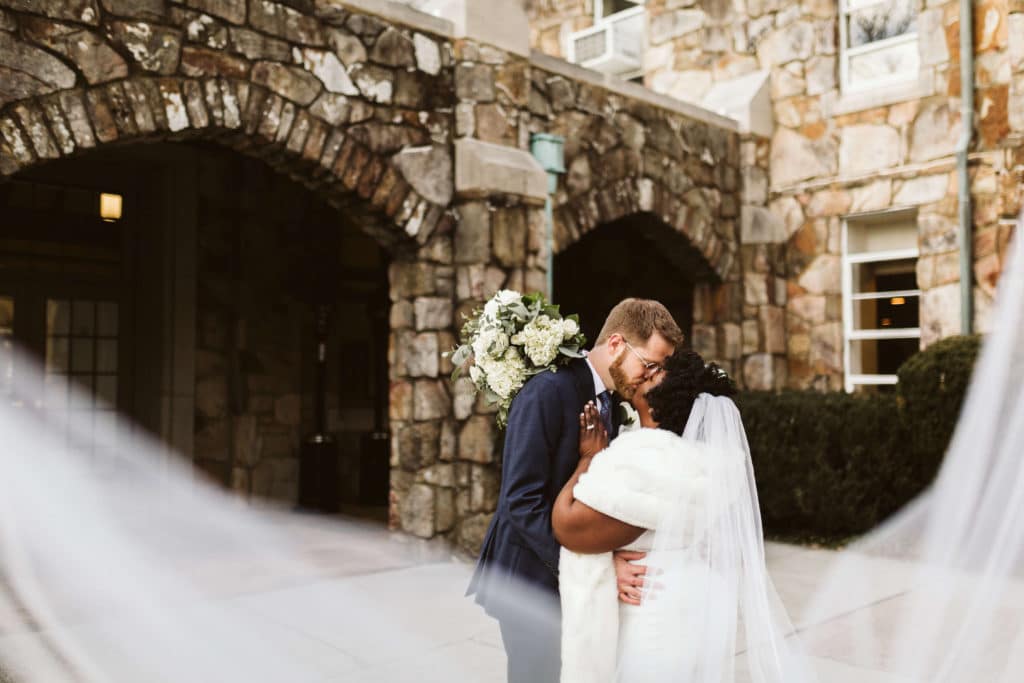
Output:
[578, 402, 608, 459]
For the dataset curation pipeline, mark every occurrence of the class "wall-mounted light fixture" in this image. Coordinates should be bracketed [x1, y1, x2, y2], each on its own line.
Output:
[99, 193, 123, 222]
[890, 297, 906, 306]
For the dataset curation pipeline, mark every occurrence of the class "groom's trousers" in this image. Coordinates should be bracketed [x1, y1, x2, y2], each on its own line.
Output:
[498, 611, 561, 683]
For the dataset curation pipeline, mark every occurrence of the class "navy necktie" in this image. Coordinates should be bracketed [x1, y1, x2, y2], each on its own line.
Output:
[598, 390, 613, 435]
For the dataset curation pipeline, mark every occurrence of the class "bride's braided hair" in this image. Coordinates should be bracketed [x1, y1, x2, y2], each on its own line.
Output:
[644, 349, 737, 436]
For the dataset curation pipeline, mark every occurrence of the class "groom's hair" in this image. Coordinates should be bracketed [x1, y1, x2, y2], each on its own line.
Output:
[595, 298, 684, 348]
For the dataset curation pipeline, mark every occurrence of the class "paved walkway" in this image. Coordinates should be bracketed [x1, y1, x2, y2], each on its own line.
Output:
[0, 516, 942, 682]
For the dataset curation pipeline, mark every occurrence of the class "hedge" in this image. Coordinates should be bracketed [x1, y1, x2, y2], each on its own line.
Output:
[738, 335, 981, 542]
[897, 334, 982, 482]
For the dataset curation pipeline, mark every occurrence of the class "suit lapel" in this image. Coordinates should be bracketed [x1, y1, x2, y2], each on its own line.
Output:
[567, 358, 596, 408]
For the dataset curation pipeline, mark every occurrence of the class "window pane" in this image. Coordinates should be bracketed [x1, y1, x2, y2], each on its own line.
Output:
[96, 375, 117, 407]
[47, 337, 69, 373]
[97, 301, 118, 337]
[853, 258, 917, 294]
[71, 338, 94, 372]
[96, 339, 118, 373]
[851, 338, 922, 376]
[70, 376, 94, 409]
[847, 0, 916, 48]
[44, 374, 68, 412]
[848, 38, 920, 88]
[0, 296, 13, 332]
[48, 299, 70, 336]
[856, 294, 919, 330]
[72, 300, 96, 336]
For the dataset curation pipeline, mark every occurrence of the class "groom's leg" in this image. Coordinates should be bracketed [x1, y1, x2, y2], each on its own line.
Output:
[498, 613, 561, 683]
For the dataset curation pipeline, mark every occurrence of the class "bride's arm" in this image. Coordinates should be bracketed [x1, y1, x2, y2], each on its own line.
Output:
[552, 405, 645, 554]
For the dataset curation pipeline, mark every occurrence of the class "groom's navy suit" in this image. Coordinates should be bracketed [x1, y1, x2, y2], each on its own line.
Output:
[467, 357, 620, 683]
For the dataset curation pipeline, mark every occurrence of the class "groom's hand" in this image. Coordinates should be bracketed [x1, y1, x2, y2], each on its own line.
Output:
[614, 550, 647, 605]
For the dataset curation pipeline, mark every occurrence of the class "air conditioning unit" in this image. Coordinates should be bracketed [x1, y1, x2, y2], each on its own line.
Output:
[567, 6, 645, 79]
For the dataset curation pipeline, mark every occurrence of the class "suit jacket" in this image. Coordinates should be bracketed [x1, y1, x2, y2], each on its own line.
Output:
[466, 357, 622, 618]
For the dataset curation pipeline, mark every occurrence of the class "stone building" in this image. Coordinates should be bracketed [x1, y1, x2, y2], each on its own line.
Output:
[0, 0, 1015, 545]
[0, 0, 756, 548]
[529, 0, 1021, 391]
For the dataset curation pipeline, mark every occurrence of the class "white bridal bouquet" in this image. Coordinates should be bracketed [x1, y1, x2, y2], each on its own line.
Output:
[448, 290, 587, 428]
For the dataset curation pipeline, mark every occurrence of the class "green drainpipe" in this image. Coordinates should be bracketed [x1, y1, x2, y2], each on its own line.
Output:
[530, 133, 566, 298]
[956, 0, 974, 334]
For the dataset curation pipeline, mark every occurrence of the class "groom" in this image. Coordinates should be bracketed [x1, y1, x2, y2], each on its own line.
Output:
[466, 298, 683, 683]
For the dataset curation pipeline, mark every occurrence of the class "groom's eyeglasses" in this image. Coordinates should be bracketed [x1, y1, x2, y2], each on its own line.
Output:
[624, 341, 664, 378]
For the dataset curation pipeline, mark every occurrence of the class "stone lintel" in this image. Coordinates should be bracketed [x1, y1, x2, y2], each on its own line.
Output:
[338, 0, 456, 38]
[702, 69, 771, 138]
[741, 204, 786, 244]
[455, 138, 547, 204]
[391, 0, 530, 57]
[530, 50, 740, 133]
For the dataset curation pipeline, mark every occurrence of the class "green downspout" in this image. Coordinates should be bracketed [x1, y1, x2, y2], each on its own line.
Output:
[956, 0, 974, 334]
[530, 133, 566, 298]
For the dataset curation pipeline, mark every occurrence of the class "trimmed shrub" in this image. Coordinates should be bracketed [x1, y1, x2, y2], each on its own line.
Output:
[738, 391, 916, 540]
[897, 334, 982, 485]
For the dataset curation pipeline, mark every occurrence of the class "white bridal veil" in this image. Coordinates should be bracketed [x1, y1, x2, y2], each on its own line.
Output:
[615, 392, 816, 683]
[0, 220, 1022, 682]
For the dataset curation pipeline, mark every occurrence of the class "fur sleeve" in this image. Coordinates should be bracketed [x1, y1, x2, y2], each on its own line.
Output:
[572, 429, 705, 529]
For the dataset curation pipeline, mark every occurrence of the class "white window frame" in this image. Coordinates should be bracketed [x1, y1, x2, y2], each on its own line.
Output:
[841, 216, 921, 393]
[839, 0, 919, 94]
[594, 0, 645, 22]
[567, 1, 647, 81]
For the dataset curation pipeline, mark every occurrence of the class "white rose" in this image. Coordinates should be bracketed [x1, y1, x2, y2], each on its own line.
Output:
[469, 365, 484, 385]
[512, 315, 562, 367]
[483, 348, 527, 399]
[495, 290, 521, 306]
[483, 298, 501, 319]
[472, 326, 509, 359]
[561, 318, 579, 339]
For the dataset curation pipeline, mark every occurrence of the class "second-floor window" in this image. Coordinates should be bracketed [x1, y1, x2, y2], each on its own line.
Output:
[595, 0, 639, 21]
[569, 0, 645, 79]
[840, 0, 919, 93]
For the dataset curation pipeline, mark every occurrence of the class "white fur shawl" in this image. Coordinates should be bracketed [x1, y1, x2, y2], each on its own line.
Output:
[559, 428, 712, 683]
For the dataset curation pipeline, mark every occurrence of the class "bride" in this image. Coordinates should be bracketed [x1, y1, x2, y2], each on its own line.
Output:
[552, 350, 814, 683]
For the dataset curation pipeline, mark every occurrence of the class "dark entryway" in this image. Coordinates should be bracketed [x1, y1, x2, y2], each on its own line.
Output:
[553, 213, 713, 346]
[0, 143, 392, 518]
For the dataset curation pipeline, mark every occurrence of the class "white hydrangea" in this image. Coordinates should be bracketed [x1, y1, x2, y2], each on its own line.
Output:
[561, 318, 579, 339]
[512, 315, 564, 367]
[472, 324, 509, 360]
[480, 347, 527, 399]
[483, 289, 522, 319]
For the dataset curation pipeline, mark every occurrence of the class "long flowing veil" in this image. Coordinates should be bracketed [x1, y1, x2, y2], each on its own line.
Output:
[797, 223, 1024, 681]
[617, 393, 817, 682]
[0, 348, 559, 682]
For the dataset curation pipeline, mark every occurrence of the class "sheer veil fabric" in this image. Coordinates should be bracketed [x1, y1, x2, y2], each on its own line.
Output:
[798, 222, 1024, 681]
[615, 393, 817, 683]
[0, 221, 1022, 681]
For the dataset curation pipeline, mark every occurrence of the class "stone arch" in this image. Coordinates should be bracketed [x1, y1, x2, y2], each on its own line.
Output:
[552, 174, 737, 283]
[0, 75, 448, 252]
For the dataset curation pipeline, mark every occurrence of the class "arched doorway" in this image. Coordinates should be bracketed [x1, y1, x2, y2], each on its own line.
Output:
[0, 142, 392, 519]
[553, 213, 717, 346]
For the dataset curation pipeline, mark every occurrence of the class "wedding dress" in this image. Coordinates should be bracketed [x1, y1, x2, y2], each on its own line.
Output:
[560, 403, 814, 683]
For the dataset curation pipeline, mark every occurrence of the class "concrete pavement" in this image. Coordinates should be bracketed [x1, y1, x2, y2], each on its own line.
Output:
[0, 516, 988, 682]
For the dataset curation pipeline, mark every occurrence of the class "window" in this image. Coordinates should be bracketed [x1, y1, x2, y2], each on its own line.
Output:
[0, 296, 12, 400]
[842, 213, 921, 392]
[840, 0, 919, 93]
[595, 0, 640, 21]
[44, 298, 120, 457]
[568, 0, 645, 80]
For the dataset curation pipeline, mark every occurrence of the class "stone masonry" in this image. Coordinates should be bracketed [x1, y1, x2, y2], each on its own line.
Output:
[529, 0, 1021, 391]
[0, 0, 751, 550]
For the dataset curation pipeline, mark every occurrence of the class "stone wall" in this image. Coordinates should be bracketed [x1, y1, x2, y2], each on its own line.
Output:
[0, 0, 747, 549]
[527, 0, 1022, 389]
